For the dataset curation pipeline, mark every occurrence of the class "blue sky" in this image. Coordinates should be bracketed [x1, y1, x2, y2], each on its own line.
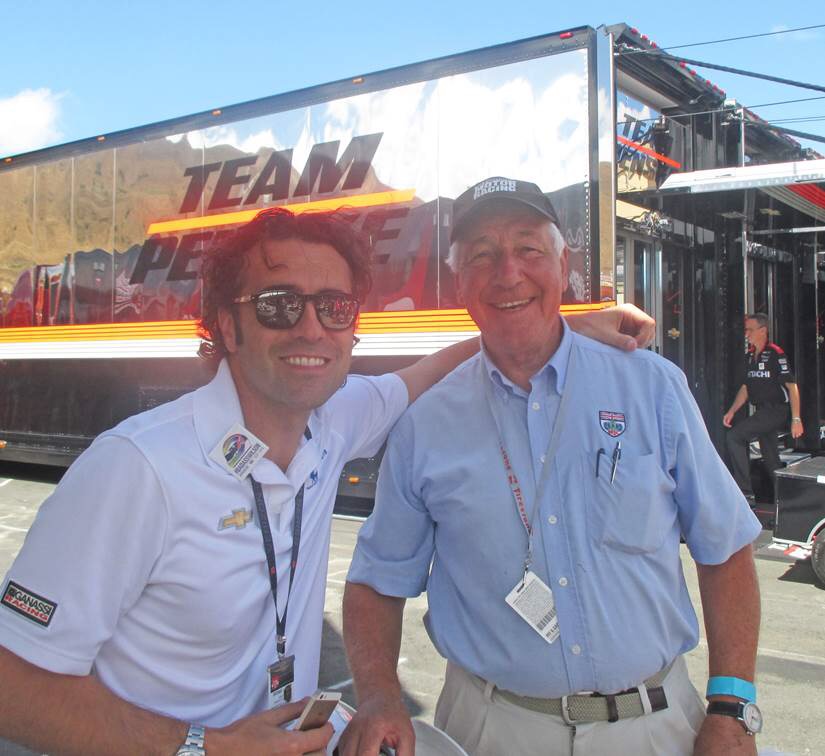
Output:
[1, 0, 823, 156]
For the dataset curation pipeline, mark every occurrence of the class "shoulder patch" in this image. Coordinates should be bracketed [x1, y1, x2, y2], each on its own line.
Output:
[1, 581, 57, 627]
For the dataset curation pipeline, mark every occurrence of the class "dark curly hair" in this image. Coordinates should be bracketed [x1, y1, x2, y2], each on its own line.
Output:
[199, 207, 373, 359]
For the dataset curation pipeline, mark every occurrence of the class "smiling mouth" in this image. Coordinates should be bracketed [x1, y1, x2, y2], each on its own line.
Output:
[281, 355, 331, 367]
[492, 298, 533, 311]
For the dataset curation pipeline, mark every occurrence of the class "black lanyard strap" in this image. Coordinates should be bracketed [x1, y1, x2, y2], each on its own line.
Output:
[250, 426, 311, 658]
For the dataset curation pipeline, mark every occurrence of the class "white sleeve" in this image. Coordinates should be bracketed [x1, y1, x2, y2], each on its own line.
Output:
[319, 373, 409, 460]
[0, 436, 168, 675]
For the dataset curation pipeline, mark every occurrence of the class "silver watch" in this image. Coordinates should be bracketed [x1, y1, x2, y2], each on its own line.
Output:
[175, 724, 206, 755]
[706, 700, 763, 735]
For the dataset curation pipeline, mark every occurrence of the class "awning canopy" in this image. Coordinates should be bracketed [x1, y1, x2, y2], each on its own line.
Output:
[659, 159, 825, 194]
[659, 159, 825, 223]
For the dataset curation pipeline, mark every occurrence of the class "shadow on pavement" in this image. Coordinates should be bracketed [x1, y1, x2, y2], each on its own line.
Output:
[778, 559, 825, 589]
[0, 462, 65, 486]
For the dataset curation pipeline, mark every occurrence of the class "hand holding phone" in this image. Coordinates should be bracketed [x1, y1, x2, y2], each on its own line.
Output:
[294, 690, 342, 731]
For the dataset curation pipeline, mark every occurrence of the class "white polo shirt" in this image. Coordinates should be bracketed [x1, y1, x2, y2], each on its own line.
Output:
[0, 360, 407, 727]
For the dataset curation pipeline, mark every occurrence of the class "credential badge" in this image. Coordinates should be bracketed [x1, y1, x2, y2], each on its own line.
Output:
[209, 423, 268, 480]
[599, 410, 626, 437]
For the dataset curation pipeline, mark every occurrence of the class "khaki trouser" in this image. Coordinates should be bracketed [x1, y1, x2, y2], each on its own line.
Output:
[434, 656, 705, 756]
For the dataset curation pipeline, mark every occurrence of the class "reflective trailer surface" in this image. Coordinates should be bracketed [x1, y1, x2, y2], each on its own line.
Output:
[0, 45, 597, 335]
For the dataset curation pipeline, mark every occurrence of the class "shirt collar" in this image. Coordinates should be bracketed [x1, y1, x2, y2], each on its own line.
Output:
[480, 316, 572, 398]
[192, 359, 319, 486]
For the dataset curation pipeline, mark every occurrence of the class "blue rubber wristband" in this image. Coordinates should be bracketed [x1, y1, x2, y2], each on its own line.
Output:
[706, 676, 756, 703]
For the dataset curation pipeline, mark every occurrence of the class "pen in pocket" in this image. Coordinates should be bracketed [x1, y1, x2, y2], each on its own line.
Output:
[609, 441, 622, 484]
[595, 448, 606, 478]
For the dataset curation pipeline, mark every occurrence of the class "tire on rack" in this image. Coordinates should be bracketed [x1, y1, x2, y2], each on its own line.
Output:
[811, 534, 825, 586]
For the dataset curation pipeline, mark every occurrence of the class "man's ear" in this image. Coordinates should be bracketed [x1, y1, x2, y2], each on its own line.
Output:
[561, 246, 569, 293]
[218, 306, 241, 353]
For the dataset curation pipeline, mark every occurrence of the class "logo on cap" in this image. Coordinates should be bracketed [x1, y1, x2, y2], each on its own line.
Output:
[450, 175, 560, 244]
[473, 177, 517, 199]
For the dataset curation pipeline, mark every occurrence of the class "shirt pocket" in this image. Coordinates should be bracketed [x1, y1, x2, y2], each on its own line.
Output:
[581, 449, 676, 554]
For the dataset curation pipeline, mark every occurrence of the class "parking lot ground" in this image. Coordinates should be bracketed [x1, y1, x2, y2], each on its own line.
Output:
[0, 464, 823, 755]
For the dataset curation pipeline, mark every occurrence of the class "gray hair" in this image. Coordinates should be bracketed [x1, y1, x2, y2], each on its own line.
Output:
[446, 220, 566, 273]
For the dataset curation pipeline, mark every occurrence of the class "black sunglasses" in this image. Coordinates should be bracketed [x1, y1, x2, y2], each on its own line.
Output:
[232, 289, 360, 331]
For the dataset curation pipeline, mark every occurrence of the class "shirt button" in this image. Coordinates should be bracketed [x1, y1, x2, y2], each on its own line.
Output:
[532, 401, 541, 410]
[548, 515, 558, 525]
[558, 576, 568, 587]
[571, 644, 582, 655]
[540, 454, 546, 464]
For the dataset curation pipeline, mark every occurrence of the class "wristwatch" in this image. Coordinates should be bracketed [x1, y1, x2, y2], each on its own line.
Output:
[175, 724, 206, 755]
[706, 700, 763, 735]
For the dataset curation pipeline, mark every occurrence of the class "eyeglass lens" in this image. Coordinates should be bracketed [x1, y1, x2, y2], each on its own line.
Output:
[255, 291, 358, 330]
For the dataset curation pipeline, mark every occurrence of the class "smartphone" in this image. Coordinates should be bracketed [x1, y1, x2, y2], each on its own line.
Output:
[294, 690, 342, 731]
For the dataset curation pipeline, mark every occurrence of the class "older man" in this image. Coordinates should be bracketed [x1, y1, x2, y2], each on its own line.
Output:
[342, 178, 763, 756]
[0, 206, 649, 755]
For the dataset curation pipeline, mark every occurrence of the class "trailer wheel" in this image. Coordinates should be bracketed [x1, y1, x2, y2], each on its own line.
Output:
[812, 536, 825, 586]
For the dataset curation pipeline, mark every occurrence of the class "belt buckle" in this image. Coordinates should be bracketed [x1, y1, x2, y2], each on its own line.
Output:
[560, 691, 594, 725]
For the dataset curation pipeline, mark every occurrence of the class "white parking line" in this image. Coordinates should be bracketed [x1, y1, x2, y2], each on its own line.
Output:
[0, 524, 28, 532]
[0, 479, 12, 488]
[757, 645, 825, 667]
[697, 639, 825, 667]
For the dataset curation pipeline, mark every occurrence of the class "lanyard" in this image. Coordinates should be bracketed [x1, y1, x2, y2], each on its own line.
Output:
[482, 348, 576, 577]
[250, 426, 311, 658]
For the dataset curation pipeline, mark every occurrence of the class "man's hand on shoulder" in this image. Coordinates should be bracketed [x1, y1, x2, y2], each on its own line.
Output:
[566, 303, 655, 351]
[693, 710, 757, 756]
[206, 699, 333, 756]
[337, 693, 415, 756]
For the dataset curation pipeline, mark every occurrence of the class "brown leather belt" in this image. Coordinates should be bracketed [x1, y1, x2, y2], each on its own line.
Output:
[493, 660, 673, 724]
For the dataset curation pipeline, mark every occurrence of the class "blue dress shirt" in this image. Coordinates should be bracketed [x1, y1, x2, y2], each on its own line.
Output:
[348, 319, 761, 697]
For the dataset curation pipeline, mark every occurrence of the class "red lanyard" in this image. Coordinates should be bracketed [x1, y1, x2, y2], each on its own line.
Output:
[483, 348, 577, 576]
[498, 442, 532, 538]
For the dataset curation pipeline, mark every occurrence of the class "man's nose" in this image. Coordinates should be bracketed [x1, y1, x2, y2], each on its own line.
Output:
[293, 300, 326, 340]
[493, 250, 525, 286]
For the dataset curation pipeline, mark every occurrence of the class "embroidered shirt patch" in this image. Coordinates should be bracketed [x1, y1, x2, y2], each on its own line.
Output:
[599, 410, 627, 437]
[1, 581, 57, 627]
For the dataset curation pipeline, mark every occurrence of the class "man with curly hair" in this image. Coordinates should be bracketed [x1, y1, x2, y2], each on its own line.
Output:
[0, 206, 652, 755]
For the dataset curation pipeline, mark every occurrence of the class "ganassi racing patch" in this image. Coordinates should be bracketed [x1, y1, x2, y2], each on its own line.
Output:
[1, 580, 57, 627]
[599, 410, 626, 437]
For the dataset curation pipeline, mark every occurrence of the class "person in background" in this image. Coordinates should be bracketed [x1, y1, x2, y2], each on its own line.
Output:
[724, 313, 803, 505]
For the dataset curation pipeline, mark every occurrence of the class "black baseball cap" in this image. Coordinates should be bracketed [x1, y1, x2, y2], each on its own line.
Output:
[450, 176, 560, 243]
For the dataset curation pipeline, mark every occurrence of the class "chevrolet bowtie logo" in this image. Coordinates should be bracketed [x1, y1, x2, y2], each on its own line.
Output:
[218, 508, 253, 531]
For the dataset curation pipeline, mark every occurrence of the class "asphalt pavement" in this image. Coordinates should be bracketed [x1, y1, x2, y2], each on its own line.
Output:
[0, 463, 823, 755]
